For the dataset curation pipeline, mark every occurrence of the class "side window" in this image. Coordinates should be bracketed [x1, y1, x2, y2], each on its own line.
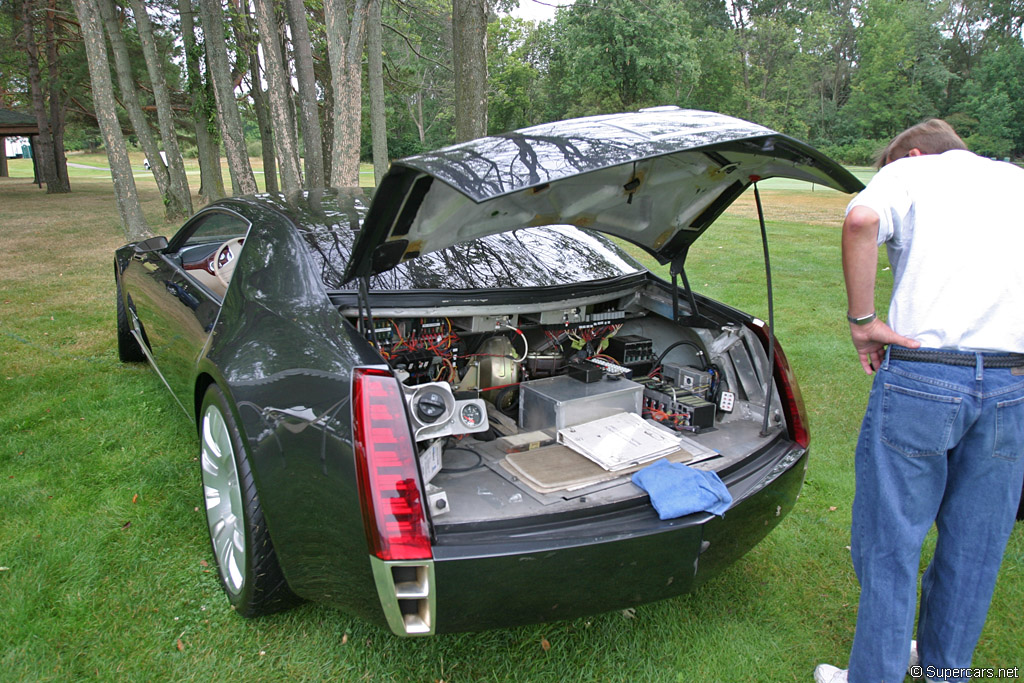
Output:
[181, 212, 250, 248]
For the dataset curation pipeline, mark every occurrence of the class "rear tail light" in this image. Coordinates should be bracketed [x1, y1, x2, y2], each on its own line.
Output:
[352, 368, 432, 561]
[745, 320, 810, 449]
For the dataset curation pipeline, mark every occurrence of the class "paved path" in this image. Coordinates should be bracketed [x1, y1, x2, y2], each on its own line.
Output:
[67, 161, 111, 171]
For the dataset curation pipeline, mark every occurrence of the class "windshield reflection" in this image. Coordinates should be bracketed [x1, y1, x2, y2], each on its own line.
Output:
[283, 189, 643, 291]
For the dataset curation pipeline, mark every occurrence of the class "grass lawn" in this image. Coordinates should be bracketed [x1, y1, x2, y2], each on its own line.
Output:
[1, 164, 1021, 681]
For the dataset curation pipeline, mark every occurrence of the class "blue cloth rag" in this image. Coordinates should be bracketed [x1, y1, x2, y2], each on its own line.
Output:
[631, 458, 733, 519]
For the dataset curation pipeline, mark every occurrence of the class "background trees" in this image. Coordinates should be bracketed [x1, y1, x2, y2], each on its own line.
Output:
[544, 0, 700, 117]
[4, 0, 1024, 239]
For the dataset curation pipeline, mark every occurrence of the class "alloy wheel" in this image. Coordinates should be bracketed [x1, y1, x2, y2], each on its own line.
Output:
[200, 403, 247, 595]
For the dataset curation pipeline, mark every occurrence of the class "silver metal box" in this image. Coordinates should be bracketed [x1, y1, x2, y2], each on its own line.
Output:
[519, 375, 643, 433]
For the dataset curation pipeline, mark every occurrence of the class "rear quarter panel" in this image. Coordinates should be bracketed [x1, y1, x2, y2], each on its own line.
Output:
[202, 202, 388, 624]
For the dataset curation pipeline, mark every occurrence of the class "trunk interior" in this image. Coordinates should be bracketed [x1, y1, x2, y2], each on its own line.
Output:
[342, 276, 788, 531]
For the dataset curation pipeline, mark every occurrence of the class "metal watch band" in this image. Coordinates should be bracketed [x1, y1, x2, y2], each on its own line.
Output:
[847, 311, 877, 325]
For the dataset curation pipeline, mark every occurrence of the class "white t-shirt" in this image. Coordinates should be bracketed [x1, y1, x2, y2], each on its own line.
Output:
[847, 149, 1024, 353]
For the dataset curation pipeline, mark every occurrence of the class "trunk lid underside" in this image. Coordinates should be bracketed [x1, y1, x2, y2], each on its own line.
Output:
[345, 108, 862, 282]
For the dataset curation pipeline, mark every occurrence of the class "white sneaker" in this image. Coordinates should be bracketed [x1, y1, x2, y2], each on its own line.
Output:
[814, 664, 848, 683]
[814, 641, 919, 683]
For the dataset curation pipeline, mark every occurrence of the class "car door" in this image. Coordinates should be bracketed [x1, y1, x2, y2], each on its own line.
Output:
[124, 209, 250, 417]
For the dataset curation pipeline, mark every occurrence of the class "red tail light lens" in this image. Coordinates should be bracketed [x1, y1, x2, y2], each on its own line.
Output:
[352, 368, 432, 561]
[745, 320, 810, 449]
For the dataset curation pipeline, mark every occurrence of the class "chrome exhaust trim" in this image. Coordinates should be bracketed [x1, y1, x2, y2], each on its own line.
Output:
[370, 556, 436, 636]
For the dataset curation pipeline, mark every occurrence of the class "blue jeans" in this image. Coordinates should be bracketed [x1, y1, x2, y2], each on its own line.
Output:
[848, 348, 1024, 683]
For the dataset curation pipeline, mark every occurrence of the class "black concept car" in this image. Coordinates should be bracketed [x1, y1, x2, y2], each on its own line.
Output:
[114, 108, 864, 635]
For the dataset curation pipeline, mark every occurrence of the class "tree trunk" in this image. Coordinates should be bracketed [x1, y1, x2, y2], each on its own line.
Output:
[178, 0, 224, 203]
[198, 75, 226, 200]
[323, 0, 368, 188]
[20, 0, 62, 193]
[320, 73, 335, 187]
[452, 0, 488, 142]
[254, 0, 302, 195]
[198, 0, 258, 195]
[71, 0, 149, 241]
[251, 71, 279, 194]
[367, 0, 388, 185]
[129, 0, 193, 215]
[232, 1, 277, 193]
[409, 90, 425, 144]
[96, 0, 179, 219]
[44, 0, 71, 192]
[286, 0, 325, 188]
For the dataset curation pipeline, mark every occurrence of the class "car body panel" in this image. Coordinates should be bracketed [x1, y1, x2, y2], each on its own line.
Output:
[345, 108, 863, 280]
[118, 242, 221, 414]
[197, 201, 384, 613]
[432, 515, 705, 632]
[429, 444, 807, 633]
[693, 450, 809, 589]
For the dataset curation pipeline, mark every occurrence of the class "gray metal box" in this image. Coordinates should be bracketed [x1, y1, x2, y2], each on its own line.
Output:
[519, 375, 643, 433]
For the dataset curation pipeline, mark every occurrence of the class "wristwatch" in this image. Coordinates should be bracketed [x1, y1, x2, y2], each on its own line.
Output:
[846, 311, 877, 325]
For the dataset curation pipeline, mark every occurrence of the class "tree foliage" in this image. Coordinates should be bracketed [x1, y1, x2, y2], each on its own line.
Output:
[545, 0, 700, 117]
[5, 0, 1024, 229]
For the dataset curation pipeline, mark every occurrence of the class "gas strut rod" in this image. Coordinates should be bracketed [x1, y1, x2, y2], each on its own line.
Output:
[669, 249, 700, 324]
[357, 274, 376, 346]
[751, 177, 777, 438]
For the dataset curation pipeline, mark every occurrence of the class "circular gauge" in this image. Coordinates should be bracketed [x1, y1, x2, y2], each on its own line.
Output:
[459, 402, 483, 428]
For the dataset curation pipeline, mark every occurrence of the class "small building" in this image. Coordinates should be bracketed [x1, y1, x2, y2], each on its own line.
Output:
[0, 109, 40, 180]
[5, 135, 29, 158]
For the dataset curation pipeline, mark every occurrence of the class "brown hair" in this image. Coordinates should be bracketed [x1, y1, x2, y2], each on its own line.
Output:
[875, 119, 967, 169]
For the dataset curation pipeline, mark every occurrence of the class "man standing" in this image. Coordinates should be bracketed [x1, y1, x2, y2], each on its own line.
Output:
[815, 120, 1024, 683]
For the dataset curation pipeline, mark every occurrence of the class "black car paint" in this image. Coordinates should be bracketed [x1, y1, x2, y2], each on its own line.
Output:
[116, 192, 806, 633]
[115, 109, 862, 634]
[117, 194, 688, 630]
[430, 448, 807, 632]
[197, 199, 383, 619]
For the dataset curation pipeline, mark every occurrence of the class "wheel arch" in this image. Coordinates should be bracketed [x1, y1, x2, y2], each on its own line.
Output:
[194, 372, 217, 429]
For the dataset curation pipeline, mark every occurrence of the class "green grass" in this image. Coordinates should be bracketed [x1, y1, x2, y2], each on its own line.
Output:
[1, 168, 1021, 681]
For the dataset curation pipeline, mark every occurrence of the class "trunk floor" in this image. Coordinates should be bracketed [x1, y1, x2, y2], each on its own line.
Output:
[431, 417, 771, 528]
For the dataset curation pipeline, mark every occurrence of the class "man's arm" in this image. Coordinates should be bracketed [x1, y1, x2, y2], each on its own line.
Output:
[842, 205, 920, 374]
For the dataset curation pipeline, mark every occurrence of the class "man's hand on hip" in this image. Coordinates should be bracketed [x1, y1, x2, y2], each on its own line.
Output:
[850, 318, 920, 375]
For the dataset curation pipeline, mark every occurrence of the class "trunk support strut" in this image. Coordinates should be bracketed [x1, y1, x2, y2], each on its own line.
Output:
[669, 249, 700, 324]
[357, 274, 377, 346]
[751, 179, 778, 438]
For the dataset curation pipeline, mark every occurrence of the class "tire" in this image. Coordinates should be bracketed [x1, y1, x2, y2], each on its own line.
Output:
[199, 385, 298, 616]
[115, 275, 147, 363]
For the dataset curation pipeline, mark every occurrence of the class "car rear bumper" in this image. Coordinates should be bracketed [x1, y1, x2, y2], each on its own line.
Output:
[371, 445, 809, 635]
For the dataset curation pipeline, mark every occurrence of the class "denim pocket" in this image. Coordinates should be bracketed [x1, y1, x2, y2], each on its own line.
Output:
[994, 394, 1024, 461]
[881, 383, 961, 457]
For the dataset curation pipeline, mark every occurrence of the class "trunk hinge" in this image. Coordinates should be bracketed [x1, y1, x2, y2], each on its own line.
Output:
[669, 249, 700, 324]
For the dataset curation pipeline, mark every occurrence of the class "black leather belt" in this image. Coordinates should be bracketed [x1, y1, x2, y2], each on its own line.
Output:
[889, 347, 1024, 368]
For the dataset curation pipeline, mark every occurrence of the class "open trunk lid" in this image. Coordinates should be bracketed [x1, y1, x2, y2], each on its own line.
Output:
[344, 107, 863, 282]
